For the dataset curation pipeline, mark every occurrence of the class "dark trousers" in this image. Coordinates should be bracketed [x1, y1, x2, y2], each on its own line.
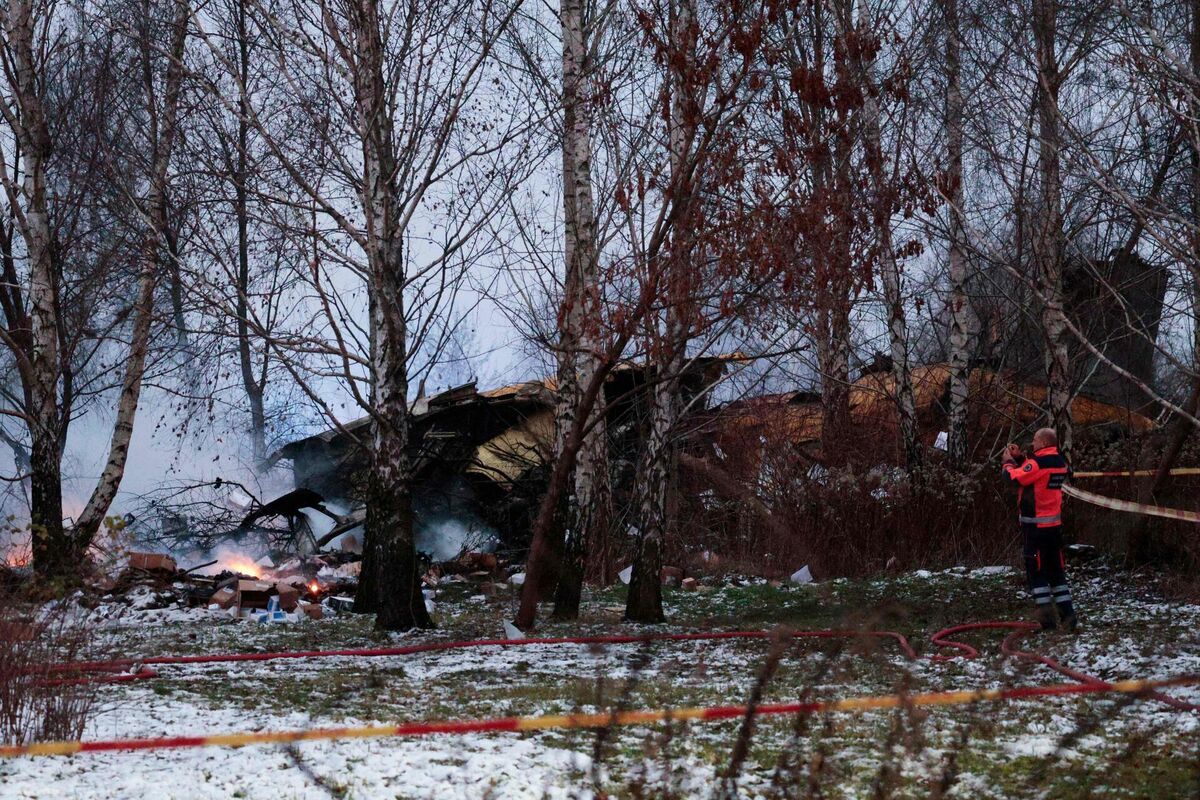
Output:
[1022, 523, 1074, 618]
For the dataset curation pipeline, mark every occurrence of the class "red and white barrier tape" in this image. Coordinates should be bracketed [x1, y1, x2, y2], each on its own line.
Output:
[3, 674, 1197, 758]
[1064, 484, 1200, 523]
[1073, 468, 1200, 479]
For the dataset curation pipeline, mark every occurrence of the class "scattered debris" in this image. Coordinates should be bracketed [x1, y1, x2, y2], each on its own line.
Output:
[128, 552, 177, 574]
[661, 566, 684, 586]
[252, 596, 290, 623]
[208, 587, 236, 610]
[297, 602, 324, 621]
[71, 536, 510, 627]
[326, 596, 355, 614]
[790, 565, 813, 584]
[235, 580, 274, 613]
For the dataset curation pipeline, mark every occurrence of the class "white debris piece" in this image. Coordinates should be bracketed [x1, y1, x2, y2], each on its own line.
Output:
[252, 597, 291, 623]
[934, 430, 949, 451]
[509, 572, 526, 586]
[790, 565, 813, 584]
[226, 490, 255, 511]
[424, 599, 436, 614]
[618, 565, 633, 585]
[503, 620, 525, 640]
[255, 555, 275, 568]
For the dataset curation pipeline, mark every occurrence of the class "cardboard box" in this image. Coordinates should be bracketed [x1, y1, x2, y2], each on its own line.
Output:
[273, 581, 300, 611]
[209, 587, 237, 609]
[236, 580, 273, 611]
[297, 602, 324, 621]
[128, 552, 177, 573]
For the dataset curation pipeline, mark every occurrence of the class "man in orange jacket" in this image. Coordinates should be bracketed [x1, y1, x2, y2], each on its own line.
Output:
[1002, 427, 1077, 631]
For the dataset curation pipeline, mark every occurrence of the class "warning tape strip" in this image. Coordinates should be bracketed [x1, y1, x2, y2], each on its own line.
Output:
[3, 674, 1196, 759]
[1064, 485, 1200, 523]
[1073, 468, 1200, 478]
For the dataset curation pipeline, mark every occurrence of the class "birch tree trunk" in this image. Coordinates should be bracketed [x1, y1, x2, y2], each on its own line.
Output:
[944, 0, 972, 467]
[72, 0, 188, 544]
[819, 117, 854, 467]
[552, 0, 611, 619]
[625, 350, 679, 623]
[626, 0, 696, 625]
[849, 0, 919, 470]
[817, 300, 852, 465]
[1032, 0, 1072, 454]
[5, 0, 66, 578]
[350, 0, 431, 631]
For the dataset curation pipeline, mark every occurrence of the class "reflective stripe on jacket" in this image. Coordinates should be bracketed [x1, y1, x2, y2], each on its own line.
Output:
[1003, 446, 1071, 527]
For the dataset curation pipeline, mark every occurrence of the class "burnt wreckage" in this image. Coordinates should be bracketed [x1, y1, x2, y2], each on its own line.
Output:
[258, 324, 1161, 563]
[264, 358, 738, 560]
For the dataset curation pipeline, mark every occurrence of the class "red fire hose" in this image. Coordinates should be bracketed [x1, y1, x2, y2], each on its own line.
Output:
[42, 623, 1199, 711]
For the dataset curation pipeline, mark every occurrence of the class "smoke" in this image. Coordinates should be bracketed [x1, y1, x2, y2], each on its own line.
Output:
[415, 515, 497, 562]
[411, 475, 498, 561]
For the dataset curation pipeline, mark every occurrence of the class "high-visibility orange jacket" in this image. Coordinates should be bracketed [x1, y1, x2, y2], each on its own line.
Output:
[1003, 446, 1071, 527]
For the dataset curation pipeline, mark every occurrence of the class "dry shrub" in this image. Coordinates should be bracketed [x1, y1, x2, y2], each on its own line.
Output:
[0, 591, 98, 745]
[669, 412, 1200, 580]
[674, 425, 1016, 578]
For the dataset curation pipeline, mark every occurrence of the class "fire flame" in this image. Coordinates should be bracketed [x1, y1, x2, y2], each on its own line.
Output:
[308, 580, 321, 595]
[223, 555, 264, 578]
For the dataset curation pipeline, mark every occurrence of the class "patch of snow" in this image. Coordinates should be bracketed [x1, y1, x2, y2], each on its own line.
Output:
[0, 691, 593, 799]
[969, 566, 1016, 577]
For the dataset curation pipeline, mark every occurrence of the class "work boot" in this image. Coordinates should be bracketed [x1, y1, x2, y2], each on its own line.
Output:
[1035, 606, 1056, 631]
[1059, 613, 1079, 634]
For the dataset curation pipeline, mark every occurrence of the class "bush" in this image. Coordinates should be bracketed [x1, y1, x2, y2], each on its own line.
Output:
[674, 453, 1014, 579]
[0, 593, 98, 745]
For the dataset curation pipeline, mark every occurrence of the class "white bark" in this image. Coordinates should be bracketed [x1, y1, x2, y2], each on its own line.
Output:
[848, 0, 919, 469]
[2, 0, 65, 572]
[627, 0, 696, 624]
[944, 0, 972, 466]
[552, 0, 611, 614]
[351, 0, 430, 631]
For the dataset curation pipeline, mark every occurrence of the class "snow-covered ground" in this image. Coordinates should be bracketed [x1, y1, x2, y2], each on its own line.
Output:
[2, 562, 1198, 798]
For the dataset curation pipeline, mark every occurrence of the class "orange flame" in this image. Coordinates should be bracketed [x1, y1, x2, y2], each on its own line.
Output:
[308, 581, 321, 595]
[223, 555, 263, 578]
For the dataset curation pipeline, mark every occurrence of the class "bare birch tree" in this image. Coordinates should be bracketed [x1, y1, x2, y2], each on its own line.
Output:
[943, 0, 972, 466]
[194, 0, 536, 629]
[839, 0, 921, 470]
[0, 0, 186, 580]
[550, 0, 614, 620]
